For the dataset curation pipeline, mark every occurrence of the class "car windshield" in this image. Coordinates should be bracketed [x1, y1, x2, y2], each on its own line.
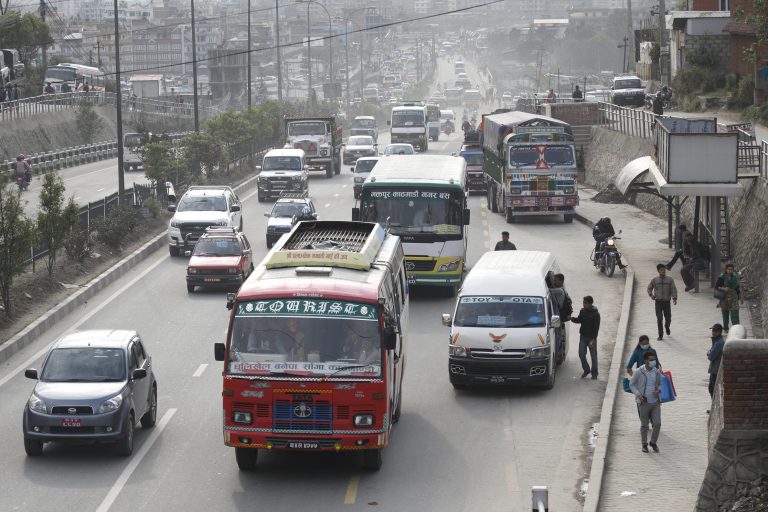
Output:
[454, 296, 546, 328]
[177, 195, 227, 212]
[509, 145, 575, 168]
[227, 299, 382, 377]
[348, 136, 373, 146]
[271, 202, 308, 217]
[352, 118, 375, 128]
[193, 238, 242, 256]
[41, 347, 126, 382]
[360, 188, 464, 236]
[355, 160, 379, 173]
[287, 122, 326, 136]
[461, 152, 483, 166]
[384, 145, 414, 155]
[263, 156, 301, 171]
[391, 111, 425, 128]
[615, 79, 642, 89]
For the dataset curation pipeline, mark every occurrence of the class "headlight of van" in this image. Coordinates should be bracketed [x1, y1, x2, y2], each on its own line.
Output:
[528, 345, 551, 359]
[449, 345, 468, 357]
[438, 259, 462, 272]
[28, 394, 47, 414]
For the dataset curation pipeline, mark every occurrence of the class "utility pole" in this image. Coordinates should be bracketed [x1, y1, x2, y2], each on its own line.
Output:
[39, 0, 47, 70]
[306, 2, 312, 102]
[626, 0, 633, 74]
[113, 0, 125, 202]
[658, 0, 666, 84]
[191, 0, 199, 132]
[276, 0, 283, 103]
[95, 39, 103, 67]
[247, 0, 252, 109]
[618, 36, 629, 73]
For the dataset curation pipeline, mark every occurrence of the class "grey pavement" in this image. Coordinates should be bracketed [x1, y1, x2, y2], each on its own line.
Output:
[576, 187, 752, 511]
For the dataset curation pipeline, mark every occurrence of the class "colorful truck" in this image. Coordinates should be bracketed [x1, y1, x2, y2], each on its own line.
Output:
[482, 111, 579, 223]
[284, 116, 342, 178]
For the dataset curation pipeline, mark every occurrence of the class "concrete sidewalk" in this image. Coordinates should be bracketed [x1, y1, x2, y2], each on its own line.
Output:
[575, 187, 752, 511]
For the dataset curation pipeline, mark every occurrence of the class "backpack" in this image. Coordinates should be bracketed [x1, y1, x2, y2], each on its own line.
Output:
[560, 292, 573, 318]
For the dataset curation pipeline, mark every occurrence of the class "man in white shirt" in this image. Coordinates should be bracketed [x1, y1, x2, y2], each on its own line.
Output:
[629, 351, 662, 453]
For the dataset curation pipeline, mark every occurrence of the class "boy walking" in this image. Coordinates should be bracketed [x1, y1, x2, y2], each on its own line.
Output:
[647, 263, 678, 340]
[629, 351, 662, 453]
[570, 296, 600, 379]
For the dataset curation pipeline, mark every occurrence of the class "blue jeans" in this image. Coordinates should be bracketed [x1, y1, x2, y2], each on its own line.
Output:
[578, 335, 598, 376]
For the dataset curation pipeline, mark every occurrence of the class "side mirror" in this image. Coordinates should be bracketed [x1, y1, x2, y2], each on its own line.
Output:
[255, 165, 262, 171]
[184, 250, 192, 257]
[231, 204, 241, 212]
[24, 368, 38, 379]
[441, 313, 452, 326]
[226, 292, 236, 310]
[264, 211, 271, 217]
[303, 164, 309, 170]
[451, 152, 457, 157]
[132, 368, 148, 380]
[167, 204, 177, 212]
[311, 213, 318, 219]
[383, 326, 397, 350]
[550, 315, 561, 329]
[214, 342, 225, 361]
[352, 207, 360, 221]
[463, 208, 471, 225]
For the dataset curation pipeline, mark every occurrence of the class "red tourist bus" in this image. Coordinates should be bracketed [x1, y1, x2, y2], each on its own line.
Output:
[214, 221, 409, 470]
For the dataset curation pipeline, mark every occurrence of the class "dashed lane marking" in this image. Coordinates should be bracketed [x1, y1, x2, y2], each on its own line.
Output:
[344, 475, 360, 505]
[324, 203, 331, 208]
[192, 364, 208, 377]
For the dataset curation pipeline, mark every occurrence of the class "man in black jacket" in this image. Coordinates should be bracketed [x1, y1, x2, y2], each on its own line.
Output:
[570, 295, 601, 379]
[652, 91, 664, 116]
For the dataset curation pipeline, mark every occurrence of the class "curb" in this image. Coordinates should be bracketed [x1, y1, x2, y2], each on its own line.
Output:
[0, 174, 259, 366]
[575, 212, 635, 512]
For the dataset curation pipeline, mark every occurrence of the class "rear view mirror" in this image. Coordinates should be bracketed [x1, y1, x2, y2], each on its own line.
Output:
[255, 165, 262, 171]
[264, 212, 271, 217]
[441, 314, 452, 326]
[383, 326, 397, 350]
[226, 293, 236, 310]
[214, 343, 225, 361]
[132, 368, 148, 380]
[550, 315, 561, 329]
[167, 204, 177, 212]
[230, 204, 241, 212]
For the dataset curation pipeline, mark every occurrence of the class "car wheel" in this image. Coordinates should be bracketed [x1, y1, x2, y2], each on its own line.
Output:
[24, 438, 43, 456]
[187, 284, 195, 293]
[564, 214, 574, 224]
[140, 385, 157, 428]
[235, 447, 258, 470]
[257, 193, 265, 202]
[361, 448, 383, 471]
[169, 246, 180, 257]
[115, 414, 134, 456]
[266, 239, 273, 249]
[542, 359, 556, 390]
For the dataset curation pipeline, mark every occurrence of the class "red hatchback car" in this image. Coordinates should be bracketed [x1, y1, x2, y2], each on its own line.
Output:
[186, 227, 254, 293]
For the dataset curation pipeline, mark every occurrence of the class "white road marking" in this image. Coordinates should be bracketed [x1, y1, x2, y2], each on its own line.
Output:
[95, 408, 178, 512]
[192, 364, 208, 377]
[334, 193, 339, 197]
[324, 203, 331, 208]
[342, 184, 347, 188]
[62, 164, 119, 183]
[96, 188, 105, 192]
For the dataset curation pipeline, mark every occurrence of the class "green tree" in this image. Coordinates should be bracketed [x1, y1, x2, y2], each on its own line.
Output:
[0, 188, 36, 315]
[183, 132, 229, 180]
[143, 141, 185, 184]
[0, 12, 53, 64]
[37, 172, 79, 278]
[76, 102, 104, 144]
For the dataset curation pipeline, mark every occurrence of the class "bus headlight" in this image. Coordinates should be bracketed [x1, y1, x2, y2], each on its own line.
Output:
[564, 186, 575, 194]
[528, 345, 551, 359]
[354, 414, 374, 427]
[449, 345, 468, 357]
[438, 259, 462, 272]
[354, 177, 364, 183]
[232, 411, 252, 424]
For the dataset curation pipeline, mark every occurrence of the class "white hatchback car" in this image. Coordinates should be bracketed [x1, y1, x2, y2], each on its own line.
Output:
[352, 157, 380, 199]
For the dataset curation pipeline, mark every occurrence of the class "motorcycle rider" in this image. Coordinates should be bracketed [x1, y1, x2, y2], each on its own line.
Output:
[592, 217, 627, 270]
[652, 91, 664, 117]
[12, 154, 31, 190]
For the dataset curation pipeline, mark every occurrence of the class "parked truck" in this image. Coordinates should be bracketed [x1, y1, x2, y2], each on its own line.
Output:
[284, 116, 343, 178]
[482, 111, 579, 223]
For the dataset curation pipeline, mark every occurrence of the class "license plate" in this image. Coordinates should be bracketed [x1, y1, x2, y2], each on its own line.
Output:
[489, 376, 506, 383]
[204, 278, 221, 283]
[288, 441, 319, 450]
[61, 418, 81, 427]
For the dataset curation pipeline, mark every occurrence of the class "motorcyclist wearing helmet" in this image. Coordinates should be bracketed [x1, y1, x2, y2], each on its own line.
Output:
[593, 217, 626, 269]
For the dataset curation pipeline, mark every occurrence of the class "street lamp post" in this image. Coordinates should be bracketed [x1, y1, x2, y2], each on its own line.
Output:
[191, 0, 199, 132]
[341, 7, 371, 112]
[247, 0, 252, 109]
[306, 2, 311, 101]
[297, 0, 333, 102]
[113, 0, 125, 201]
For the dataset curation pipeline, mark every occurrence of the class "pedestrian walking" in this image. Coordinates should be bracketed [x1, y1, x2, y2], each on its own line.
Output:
[570, 295, 600, 379]
[494, 231, 517, 251]
[647, 263, 678, 340]
[715, 263, 743, 332]
[707, 323, 726, 398]
[629, 351, 662, 453]
[626, 335, 661, 376]
[546, 89, 557, 103]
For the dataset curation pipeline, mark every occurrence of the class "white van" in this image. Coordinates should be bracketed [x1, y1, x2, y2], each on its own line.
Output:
[441, 250, 567, 390]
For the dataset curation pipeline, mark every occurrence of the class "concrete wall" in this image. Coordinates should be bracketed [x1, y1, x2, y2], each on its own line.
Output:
[696, 336, 768, 511]
[0, 107, 195, 161]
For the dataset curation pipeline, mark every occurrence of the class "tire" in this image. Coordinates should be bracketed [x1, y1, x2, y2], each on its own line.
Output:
[361, 448, 383, 471]
[24, 438, 43, 456]
[542, 361, 556, 390]
[169, 246, 180, 257]
[115, 414, 134, 456]
[505, 207, 514, 224]
[187, 284, 195, 293]
[257, 193, 265, 203]
[326, 163, 333, 178]
[444, 284, 458, 297]
[332, 156, 340, 175]
[490, 186, 499, 213]
[235, 447, 258, 470]
[393, 391, 402, 423]
[564, 214, 574, 224]
[605, 255, 616, 278]
[140, 385, 157, 428]
[498, 191, 506, 216]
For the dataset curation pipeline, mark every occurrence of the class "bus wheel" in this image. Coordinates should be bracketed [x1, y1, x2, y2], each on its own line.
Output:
[564, 214, 574, 223]
[505, 208, 514, 224]
[361, 448, 383, 470]
[489, 187, 498, 213]
[393, 391, 402, 423]
[235, 447, 258, 470]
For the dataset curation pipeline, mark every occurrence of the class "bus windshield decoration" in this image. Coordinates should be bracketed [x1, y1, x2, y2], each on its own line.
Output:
[361, 189, 463, 235]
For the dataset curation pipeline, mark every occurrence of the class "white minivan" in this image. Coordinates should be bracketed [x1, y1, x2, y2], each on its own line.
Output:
[442, 250, 567, 390]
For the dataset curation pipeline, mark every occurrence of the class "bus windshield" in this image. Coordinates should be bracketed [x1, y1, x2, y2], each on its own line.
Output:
[124, 134, 146, 147]
[509, 145, 576, 168]
[227, 299, 382, 377]
[391, 110, 425, 128]
[45, 67, 76, 82]
[360, 188, 464, 237]
[454, 296, 546, 328]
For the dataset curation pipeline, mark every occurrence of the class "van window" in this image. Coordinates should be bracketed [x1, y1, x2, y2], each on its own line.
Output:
[454, 296, 546, 328]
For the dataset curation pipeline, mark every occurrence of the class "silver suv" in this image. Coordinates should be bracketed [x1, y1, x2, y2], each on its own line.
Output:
[264, 192, 317, 247]
[167, 186, 242, 256]
[22, 330, 157, 456]
[610, 75, 645, 108]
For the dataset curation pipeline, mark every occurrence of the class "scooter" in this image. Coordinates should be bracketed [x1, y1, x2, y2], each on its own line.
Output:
[591, 232, 622, 277]
[16, 173, 29, 192]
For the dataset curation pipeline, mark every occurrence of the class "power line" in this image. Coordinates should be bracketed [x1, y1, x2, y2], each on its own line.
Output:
[100, 0, 506, 78]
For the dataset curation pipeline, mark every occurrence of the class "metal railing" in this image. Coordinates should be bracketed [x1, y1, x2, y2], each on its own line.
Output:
[597, 102, 656, 139]
[0, 91, 222, 123]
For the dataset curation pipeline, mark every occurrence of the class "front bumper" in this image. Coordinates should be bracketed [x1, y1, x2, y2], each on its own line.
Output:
[507, 195, 579, 216]
[448, 357, 551, 385]
[612, 95, 644, 107]
[23, 406, 128, 442]
[223, 427, 387, 452]
[467, 173, 486, 191]
[343, 153, 375, 165]
[187, 273, 244, 288]
[257, 180, 306, 198]
[266, 231, 291, 245]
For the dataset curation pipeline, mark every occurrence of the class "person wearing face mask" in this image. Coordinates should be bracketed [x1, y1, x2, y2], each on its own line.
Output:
[707, 323, 726, 398]
[625, 335, 661, 377]
[629, 351, 662, 453]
